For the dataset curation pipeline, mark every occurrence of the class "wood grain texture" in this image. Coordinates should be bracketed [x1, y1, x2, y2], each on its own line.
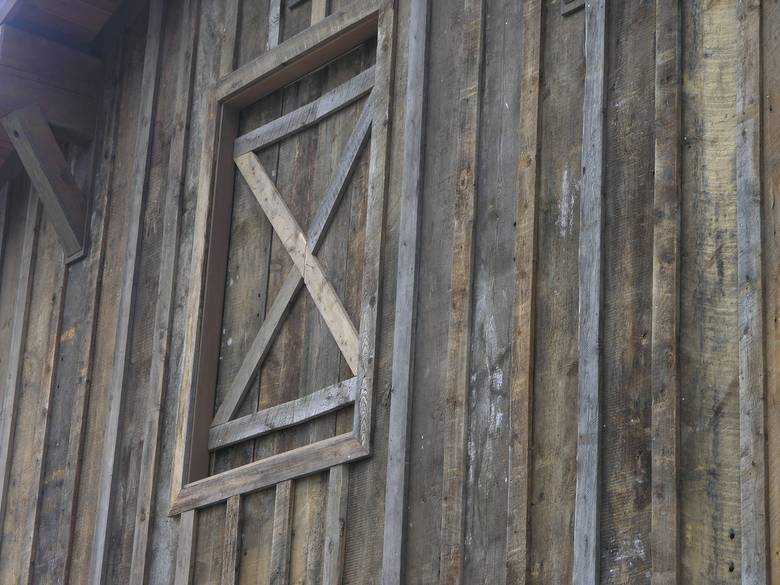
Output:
[572, 0, 606, 583]
[736, 0, 769, 582]
[322, 464, 348, 585]
[1, 106, 86, 260]
[382, 0, 428, 582]
[652, 0, 681, 583]
[0, 192, 39, 529]
[88, 1, 164, 582]
[221, 495, 242, 585]
[437, 0, 483, 581]
[270, 481, 294, 585]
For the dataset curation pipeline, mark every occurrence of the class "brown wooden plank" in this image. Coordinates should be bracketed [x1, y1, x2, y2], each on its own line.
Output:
[438, 0, 484, 581]
[322, 465, 348, 585]
[127, 2, 200, 583]
[572, 0, 606, 583]
[651, 0, 681, 583]
[88, 0, 164, 582]
[210, 377, 358, 450]
[270, 481, 294, 585]
[1, 106, 86, 260]
[213, 101, 372, 426]
[171, 434, 367, 514]
[234, 151, 360, 371]
[0, 191, 40, 527]
[217, 2, 380, 107]
[504, 0, 542, 581]
[736, 0, 768, 581]
[381, 0, 428, 581]
[221, 495, 242, 585]
[233, 66, 374, 156]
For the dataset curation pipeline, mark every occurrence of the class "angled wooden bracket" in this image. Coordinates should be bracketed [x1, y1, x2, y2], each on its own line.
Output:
[2, 106, 88, 263]
[562, 0, 585, 15]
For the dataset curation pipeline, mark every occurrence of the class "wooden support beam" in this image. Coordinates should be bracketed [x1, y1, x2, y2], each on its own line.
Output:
[235, 152, 360, 372]
[505, 0, 543, 582]
[170, 434, 367, 514]
[0, 192, 40, 527]
[322, 465, 349, 585]
[270, 481, 294, 585]
[210, 378, 358, 450]
[213, 101, 372, 426]
[381, 0, 428, 582]
[2, 106, 86, 261]
[233, 66, 375, 156]
[736, 0, 769, 582]
[438, 0, 484, 581]
[572, 0, 606, 583]
[221, 495, 242, 585]
[88, 0, 164, 582]
[128, 2, 200, 584]
[651, 0, 681, 583]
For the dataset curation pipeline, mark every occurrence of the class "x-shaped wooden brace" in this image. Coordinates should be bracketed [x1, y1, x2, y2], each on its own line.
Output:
[211, 93, 374, 428]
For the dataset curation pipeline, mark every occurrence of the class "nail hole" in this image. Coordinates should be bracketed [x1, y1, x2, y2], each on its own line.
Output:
[728, 561, 735, 573]
[729, 528, 735, 540]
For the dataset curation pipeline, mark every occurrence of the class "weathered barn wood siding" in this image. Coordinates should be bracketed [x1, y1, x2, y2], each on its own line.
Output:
[0, 1, 778, 584]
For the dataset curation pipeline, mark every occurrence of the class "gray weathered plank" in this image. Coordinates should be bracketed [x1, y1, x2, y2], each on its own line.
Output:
[1, 106, 86, 261]
[233, 65, 375, 156]
[0, 183, 8, 276]
[128, 2, 200, 583]
[210, 377, 358, 449]
[572, 0, 606, 583]
[212, 100, 372, 426]
[438, 0, 484, 581]
[172, 511, 197, 585]
[312, 0, 327, 24]
[270, 481, 294, 585]
[322, 464, 349, 585]
[0, 192, 40, 529]
[88, 0, 165, 582]
[651, 0, 681, 583]
[268, 0, 282, 50]
[736, 0, 769, 582]
[381, 0, 428, 582]
[220, 495, 242, 585]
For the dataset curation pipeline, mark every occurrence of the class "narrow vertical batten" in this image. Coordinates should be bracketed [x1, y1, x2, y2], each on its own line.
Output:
[572, 0, 607, 583]
[736, 0, 769, 582]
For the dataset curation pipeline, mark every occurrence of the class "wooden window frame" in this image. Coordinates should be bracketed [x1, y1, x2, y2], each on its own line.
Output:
[170, 1, 395, 515]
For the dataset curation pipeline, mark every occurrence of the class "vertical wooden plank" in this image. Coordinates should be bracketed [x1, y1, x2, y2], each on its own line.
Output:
[0, 183, 8, 277]
[504, 0, 542, 582]
[381, 0, 429, 583]
[268, 0, 282, 50]
[18, 240, 67, 585]
[312, 0, 327, 24]
[437, 0, 484, 582]
[271, 481, 294, 585]
[88, 1, 165, 583]
[737, 0, 768, 582]
[572, 0, 606, 583]
[128, 2, 200, 584]
[173, 511, 197, 585]
[322, 465, 349, 585]
[652, 0, 681, 583]
[0, 192, 40, 528]
[221, 495, 242, 585]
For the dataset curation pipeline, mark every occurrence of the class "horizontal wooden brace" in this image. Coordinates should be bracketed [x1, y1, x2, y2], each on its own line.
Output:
[234, 65, 375, 155]
[170, 433, 368, 514]
[209, 377, 358, 450]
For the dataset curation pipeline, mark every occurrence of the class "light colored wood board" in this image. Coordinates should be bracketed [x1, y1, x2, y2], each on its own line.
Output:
[128, 1, 200, 583]
[221, 495, 242, 585]
[0, 192, 39, 528]
[651, 0, 681, 583]
[503, 0, 541, 581]
[88, 0, 165, 582]
[268, 0, 281, 50]
[218, 2, 379, 107]
[381, 0, 427, 582]
[210, 377, 358, 449]
[171, 434, 367, 514]
[437, 0, 484, 581]
[1, 106, 86, 259]
[0, 182, 8, 275]
[212, 99, 372, 426]
[173, 511, 197, 585]
[235, 152, 360, 371]
[270, 481, 294, 585]
[312, 0, 327, 24]
[322, 465, 349, 585]
[572, 0, 606, 583]
[736, 0, 768, 582]
[221, 0, 239, 78]
[234, 66, 374, 155]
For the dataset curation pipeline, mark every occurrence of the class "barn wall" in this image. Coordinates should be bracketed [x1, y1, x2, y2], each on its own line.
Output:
[0, 1, 777, 584]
